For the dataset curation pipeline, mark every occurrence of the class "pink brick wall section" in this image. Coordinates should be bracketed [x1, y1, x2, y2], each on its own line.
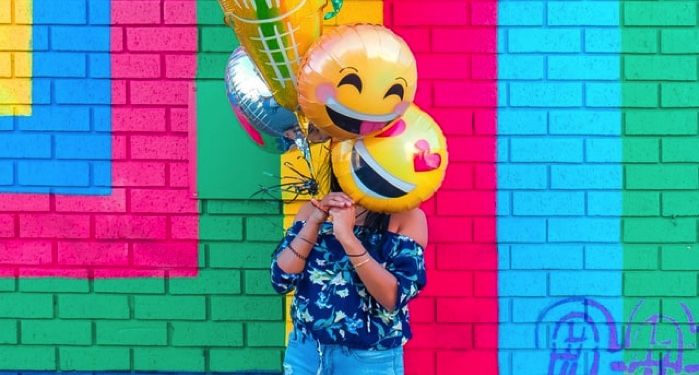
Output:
[384, 1, 498, 374]
[0, 0, 199, 278]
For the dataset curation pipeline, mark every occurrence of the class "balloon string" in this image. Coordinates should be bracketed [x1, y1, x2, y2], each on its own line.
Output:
[324, 0, 343, 20]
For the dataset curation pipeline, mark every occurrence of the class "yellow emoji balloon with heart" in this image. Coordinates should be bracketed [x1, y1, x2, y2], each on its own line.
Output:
[331, 105, 448, 213]
[298, 24, 418, 140]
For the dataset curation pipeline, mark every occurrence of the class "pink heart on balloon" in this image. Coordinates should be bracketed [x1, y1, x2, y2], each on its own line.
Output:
[413, 139, 441, 172]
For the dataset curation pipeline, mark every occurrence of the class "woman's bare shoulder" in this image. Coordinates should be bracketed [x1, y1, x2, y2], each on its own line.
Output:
[391, 208, 428, 248]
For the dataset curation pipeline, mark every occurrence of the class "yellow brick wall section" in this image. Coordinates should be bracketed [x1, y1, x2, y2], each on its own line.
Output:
[281, 0, 384, 338]
[0, 0, 32, 116]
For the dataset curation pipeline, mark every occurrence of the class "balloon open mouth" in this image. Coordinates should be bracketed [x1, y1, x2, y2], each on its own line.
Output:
[350, 141, 415, 199]
[323, 98, 397, 136]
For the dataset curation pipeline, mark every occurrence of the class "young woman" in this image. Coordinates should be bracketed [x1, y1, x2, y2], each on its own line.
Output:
[270, 188, 427, 375]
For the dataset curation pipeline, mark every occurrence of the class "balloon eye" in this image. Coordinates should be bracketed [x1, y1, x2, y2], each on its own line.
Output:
[338, 73, 363, 93]
[384, 84, 404, 100]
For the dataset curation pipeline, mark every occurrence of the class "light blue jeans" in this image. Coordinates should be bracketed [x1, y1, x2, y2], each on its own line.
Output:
[282, 330, 404, 375]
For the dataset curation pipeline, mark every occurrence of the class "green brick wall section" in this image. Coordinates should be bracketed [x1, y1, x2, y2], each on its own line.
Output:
[622, 0, 699, 360]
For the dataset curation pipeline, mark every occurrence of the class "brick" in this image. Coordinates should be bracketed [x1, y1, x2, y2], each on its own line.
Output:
[17, 161, 89, 187]
[55, 188, 126, 213]
[662, 30, 699, 53]
[586, 138, 621, 163]
[394, 2, 468, 25]
[34, 0, 86, 24]
[498, 218, 546, 243]
[664, 192, 699, 216]
[586, 245, 656, 270]
[626, 165, 698, 189]
[549, 271, 621, 296]
[587, 192, 623, 216]
[428, 217, 472, 242]
[211, 296, 282, 321]
[198, 215, 243, 241]
[625, 272, 696, 296]
[585, 29, 622, 53]
[626, 56, 697, 81]
[130, 189, 198, 213]
[112, 0, 161, 24]
[0, 162, 11, 186]
[96, 321, 167, 346]
[510, 138, 582, 162]
[432, 28, 495, 53]
[33, 52, 86, 77]
[498, 2, 543, 25]
[0, 214, 13, 237]
[164, 0, 197, 24]
[624, 218, 696, 243]
[662, 83, 699, 107]
[206, 200, 281, 215]
[0, 134, 50, 158]
[434, 82, 496, 107]
[498, 56, 544, 80]
[172, 322, 243, 346]
[112, 54, 161, 78]
[585, 83, 623, 107]
[130, 80, 192, 105]
[624, 138, 658, 162]
[548, 56, 620, 80]
[622, 29, 658, 53]
[499, 271, 546, 297]
[60, 347, 130, 371]
[113, 161, 167, 187]
[132, 241, 197, 268]
[391, 27, 430, 53]
[245, 216, 281, 241]
[201, 26, 239, 52]
[134, 296, 205, 320]
[170, 215, 198, 239]
[52, 26, 110, 51]
[57, 241, 128, 267]
[624, 2, 696, 26]
[0, 240, 52, 265]
[417, 54, 469, 79]
[423, 271, 472, 297]
[127, 27, 197, 51]
[509, 83, 582, 107]
[0, 346, 55, 370]
[550, 2, 619, 25]
[662, 138, 699, 162]
[662, 245, 699, 270]
[512, 192, 584, 216]
[247, 322, 286, 347]
[170, 270, 240, 295]
[18, 107, 90, 131]
[243, 270, 278, 295]
[94, 277, 164, 294]
[622, 192, 660, 216]
[210, 349, 281, 372]
[54, 134, 111, 160]
[551, 165, 621, 189]
[508, 29, 581, 53]
[497, 165, 547, 189]
[19, 278, 88, 292]
[58, 295, 129, 319]
[19, 214, 90, 238]
[165, 54, 197, 79]
[208, 242, 274, 269]
[55, 79, 111, 103]
[94, 215, 167, 239]
[21, 320, 91, 345]
[89, 53, 111, 78]
[625, 110, 697, 135]
[134, 348, 205, 371]
[548, 218, 620, 242]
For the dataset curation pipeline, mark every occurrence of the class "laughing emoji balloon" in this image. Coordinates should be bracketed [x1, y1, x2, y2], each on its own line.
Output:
[331, 105, 448, 213]
[297, 24, 417, 140]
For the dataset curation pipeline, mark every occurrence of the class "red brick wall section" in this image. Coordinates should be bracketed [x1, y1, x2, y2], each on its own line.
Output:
[384, 1, 499, 374]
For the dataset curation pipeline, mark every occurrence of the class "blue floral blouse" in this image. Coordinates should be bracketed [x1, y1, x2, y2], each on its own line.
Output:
[270, 220, 427, 350]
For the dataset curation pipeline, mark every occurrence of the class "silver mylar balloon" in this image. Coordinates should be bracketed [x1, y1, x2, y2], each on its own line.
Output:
[225, 48, 328, 153]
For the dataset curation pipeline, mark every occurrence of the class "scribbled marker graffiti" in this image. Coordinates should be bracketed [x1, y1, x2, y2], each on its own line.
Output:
[537, 297, 699, 375]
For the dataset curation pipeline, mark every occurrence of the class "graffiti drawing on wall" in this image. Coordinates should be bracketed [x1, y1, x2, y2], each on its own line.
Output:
[537, 297, 699, 375]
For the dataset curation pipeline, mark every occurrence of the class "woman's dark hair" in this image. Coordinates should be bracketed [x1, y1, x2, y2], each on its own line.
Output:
[329, 165, 390, 234]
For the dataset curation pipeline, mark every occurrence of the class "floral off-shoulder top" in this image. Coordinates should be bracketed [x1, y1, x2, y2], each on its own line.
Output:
[270, 220, 427, 351]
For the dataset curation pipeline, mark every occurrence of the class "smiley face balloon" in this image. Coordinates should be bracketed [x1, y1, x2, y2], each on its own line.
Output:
[331, 105, 448, 213]
[298, 24, 417, 140]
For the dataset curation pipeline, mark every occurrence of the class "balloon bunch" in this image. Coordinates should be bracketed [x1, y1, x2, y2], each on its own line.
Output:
[218, 1, 448, 213]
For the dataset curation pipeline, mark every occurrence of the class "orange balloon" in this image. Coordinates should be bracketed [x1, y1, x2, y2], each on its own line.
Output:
[298, 24, 417, 140]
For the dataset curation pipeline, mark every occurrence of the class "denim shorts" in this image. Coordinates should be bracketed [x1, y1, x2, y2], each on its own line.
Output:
[282, 329, 404, 375]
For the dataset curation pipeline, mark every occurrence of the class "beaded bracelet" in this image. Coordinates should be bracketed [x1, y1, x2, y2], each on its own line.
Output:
[353, 257, 371, 270]
[287, 243, 308, 261]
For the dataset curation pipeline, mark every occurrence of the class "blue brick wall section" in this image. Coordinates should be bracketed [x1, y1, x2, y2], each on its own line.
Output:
[497, 1, 623, 374]
[0, 0, 112, 195]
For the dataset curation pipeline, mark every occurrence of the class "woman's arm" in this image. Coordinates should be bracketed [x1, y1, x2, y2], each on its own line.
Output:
[332, 207, 428, 313]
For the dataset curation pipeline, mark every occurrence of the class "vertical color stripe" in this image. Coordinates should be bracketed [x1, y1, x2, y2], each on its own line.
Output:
[497, 1, 623, 373]
[0, 0, 32, 116]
